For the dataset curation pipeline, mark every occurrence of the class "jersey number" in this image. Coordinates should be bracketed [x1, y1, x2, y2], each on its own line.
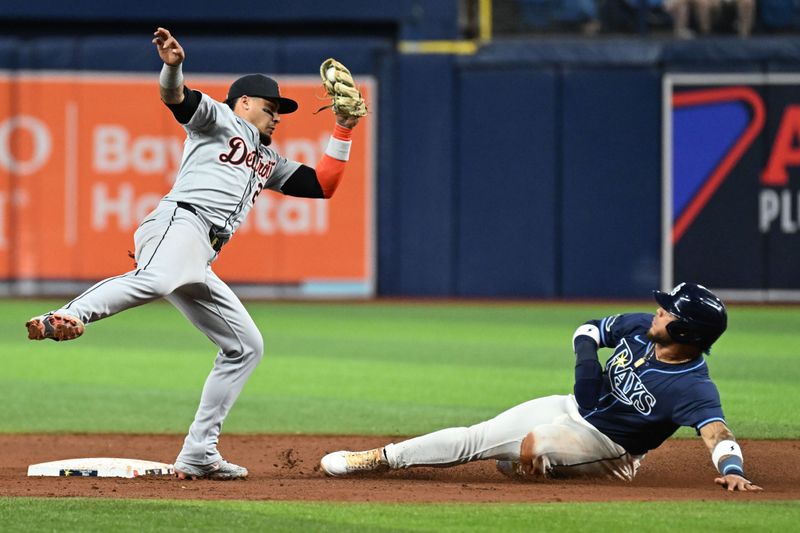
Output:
[252, 182, 265, 204]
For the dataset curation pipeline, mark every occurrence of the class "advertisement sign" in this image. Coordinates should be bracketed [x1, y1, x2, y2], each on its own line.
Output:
[0, 72, 375, 297]
[663, 74, 800, 301]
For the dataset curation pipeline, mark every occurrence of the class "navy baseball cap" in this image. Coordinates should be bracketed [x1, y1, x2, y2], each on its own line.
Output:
[225, 74, 298, 114]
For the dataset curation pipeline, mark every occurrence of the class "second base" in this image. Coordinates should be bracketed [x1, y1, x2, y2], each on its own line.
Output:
[27, 457, 174, 478]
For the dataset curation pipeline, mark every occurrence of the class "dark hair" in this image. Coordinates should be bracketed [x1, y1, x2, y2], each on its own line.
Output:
[226, 96, 240, 111]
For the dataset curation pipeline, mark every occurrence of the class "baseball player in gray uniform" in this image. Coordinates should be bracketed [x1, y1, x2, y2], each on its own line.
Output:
[25, 27, 362, 480]
[321, 283, 762, 492]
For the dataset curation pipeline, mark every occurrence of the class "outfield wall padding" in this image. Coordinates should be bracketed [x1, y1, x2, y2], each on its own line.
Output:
[2, 33, 800, 298]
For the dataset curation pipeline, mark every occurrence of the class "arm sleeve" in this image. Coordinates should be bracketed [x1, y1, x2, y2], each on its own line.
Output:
[571, 314, 649, 410]
[280, 165, 324, 198]
[276, 123, 353, 199]
[165, 86, 201, 125]
[312, 152, 347, 198]
[279, 156, 346, 199]
[573, 334, 603, 410]
[180, 90, 220, 133]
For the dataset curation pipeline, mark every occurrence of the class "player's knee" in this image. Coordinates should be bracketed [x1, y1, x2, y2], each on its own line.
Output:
[530, 425, 562, 453]
[218, 327, 262, 363]
[523, 426, 566, 468]
[242, 327, 264, 362]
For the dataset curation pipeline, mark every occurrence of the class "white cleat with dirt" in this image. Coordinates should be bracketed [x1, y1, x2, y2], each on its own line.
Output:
[320, 447, 388, 476]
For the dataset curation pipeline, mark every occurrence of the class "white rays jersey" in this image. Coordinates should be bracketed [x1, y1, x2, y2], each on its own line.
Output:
[163, 92, 301, 236]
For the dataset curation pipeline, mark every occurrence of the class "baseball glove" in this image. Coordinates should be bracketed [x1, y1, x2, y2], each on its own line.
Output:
[318, 58, 367, 117]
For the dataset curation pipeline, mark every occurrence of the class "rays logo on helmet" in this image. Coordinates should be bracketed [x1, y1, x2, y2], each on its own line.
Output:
[668, 282, 686, 296]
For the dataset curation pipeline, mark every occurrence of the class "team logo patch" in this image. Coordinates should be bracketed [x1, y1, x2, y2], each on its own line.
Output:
[218, 136, 277, 178]
[607, 342, 656, 415]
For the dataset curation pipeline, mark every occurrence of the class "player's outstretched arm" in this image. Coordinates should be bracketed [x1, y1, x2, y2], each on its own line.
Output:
[280, 118, 361, 199]
[152, 27, 186, 104]
[278, 58, 366, 199]
[699, 421, 763, 492]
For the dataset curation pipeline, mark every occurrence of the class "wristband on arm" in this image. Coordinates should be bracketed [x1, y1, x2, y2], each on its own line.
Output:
[159, 63, 184, 89]
[315, 123, 353, 198]
[712, 439, 746, 478]
[325, 123, 353, 161]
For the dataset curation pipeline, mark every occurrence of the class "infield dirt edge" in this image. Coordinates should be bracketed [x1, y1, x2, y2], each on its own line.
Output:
[1, 434, 796, 503]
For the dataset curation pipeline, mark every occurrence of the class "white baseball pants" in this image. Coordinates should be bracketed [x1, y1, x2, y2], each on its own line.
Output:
[56, 200, 264, 466]
[384, 394, 641, 481]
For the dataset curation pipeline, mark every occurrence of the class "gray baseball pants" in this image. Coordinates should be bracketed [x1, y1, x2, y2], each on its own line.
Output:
[56, 200, 263, 466]
[384, 394, 641, 481]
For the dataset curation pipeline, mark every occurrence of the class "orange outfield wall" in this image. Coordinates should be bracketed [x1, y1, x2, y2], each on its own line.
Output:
[0, 73, 374, 293]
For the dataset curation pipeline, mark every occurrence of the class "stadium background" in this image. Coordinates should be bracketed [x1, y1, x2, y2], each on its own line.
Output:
[1, 2, 799, 530]
[1, 0, 799, 301]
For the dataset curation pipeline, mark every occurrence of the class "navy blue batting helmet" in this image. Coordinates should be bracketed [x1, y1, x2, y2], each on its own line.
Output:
[653, 282, 727, 351]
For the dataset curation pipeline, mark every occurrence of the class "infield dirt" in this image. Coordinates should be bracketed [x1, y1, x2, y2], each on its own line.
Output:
[2, 435, 797, 502]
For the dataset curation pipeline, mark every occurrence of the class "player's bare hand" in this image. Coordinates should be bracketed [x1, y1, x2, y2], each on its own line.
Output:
[714, 474, 763, 492]
[152, 27, 185, 66]
[335, 114, 360, 129]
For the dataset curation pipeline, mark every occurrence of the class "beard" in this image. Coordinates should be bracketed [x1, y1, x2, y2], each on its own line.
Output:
[646, 327, 672, 345]
[259, 132, 272, 145]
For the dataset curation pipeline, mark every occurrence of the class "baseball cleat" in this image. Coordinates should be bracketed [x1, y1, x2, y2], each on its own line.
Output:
[496, 458, 551, 479]
[26, 313, 85, 342]
[173, 459, 248, 480]
[320, 447, 388, 476]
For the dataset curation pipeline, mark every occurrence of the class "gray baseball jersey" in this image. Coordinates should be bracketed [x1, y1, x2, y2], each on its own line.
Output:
[50, 88, 312, 469]
[164, 92, 300, 236]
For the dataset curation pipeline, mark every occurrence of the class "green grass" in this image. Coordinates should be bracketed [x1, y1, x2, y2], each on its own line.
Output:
[1, 498, 798, 532]
[3, 300, 798, 530]
[2, 300, 799, 437]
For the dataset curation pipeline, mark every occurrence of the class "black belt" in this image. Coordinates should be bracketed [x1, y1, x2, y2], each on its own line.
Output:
[176, 202, 229, 252]
[177, 201, 197, 215]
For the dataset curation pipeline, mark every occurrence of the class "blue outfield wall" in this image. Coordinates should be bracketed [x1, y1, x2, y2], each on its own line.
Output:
[392, 54, 458, 296]
[389, 38, 800, 298]
[3, 33, 800, 298]
[456, 67, 558, 297]
[399, 57, 662, 299]
[559, 67, 662, 298]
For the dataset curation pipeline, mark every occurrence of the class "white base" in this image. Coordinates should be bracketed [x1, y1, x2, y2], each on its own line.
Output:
[27, 457, 174, 478]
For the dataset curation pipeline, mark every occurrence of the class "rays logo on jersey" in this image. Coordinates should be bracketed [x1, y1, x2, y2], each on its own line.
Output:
[607, 340, 656, 415]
